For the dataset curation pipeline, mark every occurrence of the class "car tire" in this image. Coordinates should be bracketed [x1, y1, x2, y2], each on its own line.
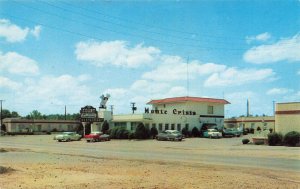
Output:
[67, 138, 71, 142]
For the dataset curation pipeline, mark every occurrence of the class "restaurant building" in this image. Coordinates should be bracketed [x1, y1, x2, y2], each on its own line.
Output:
[112, 96, 230, 132]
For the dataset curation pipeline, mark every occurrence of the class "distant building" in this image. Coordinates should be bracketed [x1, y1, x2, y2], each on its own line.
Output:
[3, 118, 81, 134]
[275, 102, 300, 135]
[112, 96, 230, 132]
[224, 116, 275, 133]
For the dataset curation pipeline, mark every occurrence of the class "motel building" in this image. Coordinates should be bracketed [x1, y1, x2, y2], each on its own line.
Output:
[224, 116, 275, 133]
[112, 96, 230, 133]
[275, 102, 300, 135]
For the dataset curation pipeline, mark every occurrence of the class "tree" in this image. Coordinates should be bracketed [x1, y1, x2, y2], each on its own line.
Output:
[27, 110, 43, 119]
[11, 111, 20, 118]
[102, 120, 109, 134]
[1, 109, 11, 119]
[135, 123, 150, 139]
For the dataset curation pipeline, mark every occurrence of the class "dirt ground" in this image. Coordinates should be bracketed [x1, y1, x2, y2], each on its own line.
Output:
[0, 135, 299, 189]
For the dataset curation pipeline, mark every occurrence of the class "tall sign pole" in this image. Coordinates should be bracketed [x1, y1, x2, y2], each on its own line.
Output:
[0, 100, 4, 127]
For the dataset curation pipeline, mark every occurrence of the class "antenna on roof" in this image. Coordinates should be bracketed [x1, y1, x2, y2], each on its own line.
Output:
[131, 102, 137, 114]
[247, 99, 250, 117]
[186, 56, 189, 97]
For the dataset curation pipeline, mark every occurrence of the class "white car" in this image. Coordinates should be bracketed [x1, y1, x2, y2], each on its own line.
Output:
[54, 132, 82, 142]
[203, 129, 222, 138]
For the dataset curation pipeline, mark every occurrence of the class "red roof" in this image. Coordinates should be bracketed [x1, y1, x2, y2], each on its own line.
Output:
[147, 96, 230, 105]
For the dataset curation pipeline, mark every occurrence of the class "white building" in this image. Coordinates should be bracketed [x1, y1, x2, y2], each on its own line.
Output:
[112, 96, 230, 132]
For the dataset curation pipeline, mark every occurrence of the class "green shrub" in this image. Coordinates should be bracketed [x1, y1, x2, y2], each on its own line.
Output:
[116, 128, 129, 139]
[284, 131, 300, 147]
[249, 128, 255, 134]
[242, 139, 250, 144]
[268, 132, 283, 146]
[181, 127, 189, 137]
[269, 128, 273, 133]
[150, 127, 158, 139]
[257, 127, 261, 131]
[109, 127, 130, 139]
[135, 123, 150, 139]
[191, 127, 200, 137]
[128, 132, 135, 140]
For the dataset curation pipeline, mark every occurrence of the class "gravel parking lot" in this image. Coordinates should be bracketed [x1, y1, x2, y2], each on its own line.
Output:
[0, 134, 299, 188]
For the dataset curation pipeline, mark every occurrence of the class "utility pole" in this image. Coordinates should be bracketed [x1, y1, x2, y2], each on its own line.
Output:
[246, 99, 250, 117]
[273, 100, 276, 116]
[0, 100, 4, 127]
[64, 105, 67, 120]
[186, 56, 189, 97]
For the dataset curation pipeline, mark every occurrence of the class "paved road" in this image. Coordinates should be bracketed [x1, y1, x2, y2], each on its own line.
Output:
[1, 135, 299, 172]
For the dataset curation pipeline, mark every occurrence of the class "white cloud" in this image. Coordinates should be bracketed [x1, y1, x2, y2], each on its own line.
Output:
[75, 40, 160, 68]
[142, 55, 226, 82]
[30, 25, 42, 39]
[19, 74, 95, 108]
[0, 19, 41, 42]
[204, 68, 275, 87]
[0, 76, 21, 90]
[266, 88, 293, 95]
[244, 33, 300, 64]
[130, 80, 169, 93]
[246, 32, 271, 44]
[0, 51, 39, 75]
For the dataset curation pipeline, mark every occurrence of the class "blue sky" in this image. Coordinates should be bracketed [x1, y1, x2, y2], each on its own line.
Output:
[0, 0, 299, 117]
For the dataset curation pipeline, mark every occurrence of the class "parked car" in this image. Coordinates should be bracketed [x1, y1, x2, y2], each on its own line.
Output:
[203, 129, 222, 138]
[222, 128, 242, 137]
[156, 130, 183, 141]
[84, 131, 110, 142]
[53, 132, 81, 142]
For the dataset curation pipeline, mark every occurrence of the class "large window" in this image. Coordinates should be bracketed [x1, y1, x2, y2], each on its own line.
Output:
[177, 124, 181, 131]
[158, 123, 163, 131]
[152, 123, 156, 129]
[207, 105, 214, 114]
[171, 124, 175, 130]
[185, 124, 189, 130]
[165, 124, 169, 130]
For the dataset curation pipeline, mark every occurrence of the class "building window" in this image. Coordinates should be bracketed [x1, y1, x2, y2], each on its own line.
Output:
[171, 124, 175, 130]
[165, 124, 169, 130]
[185, 124, 189, 130]
[159, 123, 163, 131]
[207, 105, 214, 114]
[152, 123, 156, 129]
[251, 123, 255, 129]
[131, 122, 137, 131]
[177, 124, 181, 131]
[145, 123, 149, 130]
